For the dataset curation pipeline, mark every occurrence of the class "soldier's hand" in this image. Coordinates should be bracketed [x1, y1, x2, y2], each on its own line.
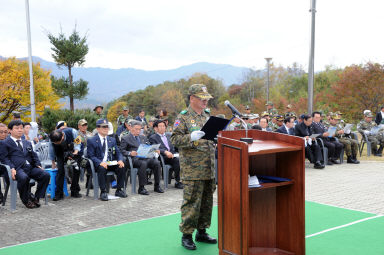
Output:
[191, 131, 205, 141]
[338, 130, 344, 134]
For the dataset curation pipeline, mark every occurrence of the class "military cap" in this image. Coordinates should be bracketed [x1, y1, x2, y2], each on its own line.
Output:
[245, 105, 250, 110]
[265, 101, 273, 106]
[330, 113, 341, 120]
[276, 115, 284, 121]
[248, 114, 259, 120]
[326, 112, 333, 117]
[285, 112, 296, 118]
[286, 104, 292, 109]
[123, 106, 129, 111]
[78, 119, 88, 126]
[12, 111, 21, 118]
[334, 111, 343, 115]
[189, 84, 213, 100]
[261, 111, 269, 117]
[241, 114, 249, 120]
[96, 118, 109, 127]
[93, 105, 104, 111]
[56, 121, 67, 129]
[364, 110, 373, 117]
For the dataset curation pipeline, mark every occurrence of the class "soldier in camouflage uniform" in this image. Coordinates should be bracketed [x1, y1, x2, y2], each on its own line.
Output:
[357, 110, 384, 156]
[284, 104, 296, 119]
[328, 113, 359, 163]
[144, 116, 157, 137]
[170, 84, 217, 250]
[116, 106, 133, 126]
[93, 105, 105, 119]
[266, 101, 278, 115]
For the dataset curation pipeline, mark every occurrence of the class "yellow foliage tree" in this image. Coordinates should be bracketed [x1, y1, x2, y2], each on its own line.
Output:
[159, 89, 186, 118]
[107, 101, 127, 130]
[0, 57, 62, 123]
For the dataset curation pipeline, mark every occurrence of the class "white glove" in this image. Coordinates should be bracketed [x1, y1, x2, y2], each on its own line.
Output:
[364, 130, 370, 135]
[304, 138, 307, 147]
[307, 138, 312, 146]
[191, 131, 205, 141]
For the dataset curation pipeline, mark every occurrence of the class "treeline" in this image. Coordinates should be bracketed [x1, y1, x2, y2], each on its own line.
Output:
[107, 62, 384, 124]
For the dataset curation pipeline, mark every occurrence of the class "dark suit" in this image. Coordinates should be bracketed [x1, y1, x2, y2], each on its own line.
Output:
[0, 137, 50, 203]
[276, 125, 294, 135]
[375, 112, 384, 125]
[294, 122, 323, 163]
[135, 116, 148, 126]
[149, 133, 181, 183]
[311, 122, 343, 160]
[87, 134, 126, 193]
[120, 133, 161, 187]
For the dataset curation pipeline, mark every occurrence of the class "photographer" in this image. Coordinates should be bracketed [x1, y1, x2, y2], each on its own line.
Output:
[49, 127, 83, 200]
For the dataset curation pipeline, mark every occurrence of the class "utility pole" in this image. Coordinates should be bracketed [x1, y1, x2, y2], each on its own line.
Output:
[308, 0, 316, 114]
[25, 0, 36, 122]
[265, 58, 272, 102]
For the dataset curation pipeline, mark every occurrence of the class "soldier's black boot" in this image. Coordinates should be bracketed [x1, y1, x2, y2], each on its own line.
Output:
[347, 156, 354, 164]
[182, 234, 196, 250]
[195, 229, 217, 244]
[352, 153, 360, 164]
[377, 145, 383, 156]
[372, 148, 380, 157]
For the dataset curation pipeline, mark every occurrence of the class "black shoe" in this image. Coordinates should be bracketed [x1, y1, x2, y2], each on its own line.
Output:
[182, 234, 196, 250]
[138, 187, 149, 195]
[326, 160, 333, 165]
[115, 189, 127, 198]
[314, 161, 325, 169]
[71, 192, 82, 198]
[154, 185, 164, 193]
[32, 198, 41, 208]
[0, 192, 3, 204]
[23, 200, 37, 209]
[100, 192, 108, 201]
[52, 194, 64, 201]
[347, 156, 355, 164]
[175, 182, 184, 189]
[352, 155, 360, 164]
[146, 180, 153, 185]
[195, 229, 217, 244]
[331, 158, 340, 164]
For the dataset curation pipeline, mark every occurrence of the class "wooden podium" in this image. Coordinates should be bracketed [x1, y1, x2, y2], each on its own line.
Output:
[217, 130, 305, 255]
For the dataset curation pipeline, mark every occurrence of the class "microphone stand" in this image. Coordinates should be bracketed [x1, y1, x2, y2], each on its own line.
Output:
[233, 114, 253, 144]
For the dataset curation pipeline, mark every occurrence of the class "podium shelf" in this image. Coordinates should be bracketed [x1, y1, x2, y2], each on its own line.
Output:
[249, 247, 294, 255]
[248, 140, 301, 155]
[249, 180, 294, 191]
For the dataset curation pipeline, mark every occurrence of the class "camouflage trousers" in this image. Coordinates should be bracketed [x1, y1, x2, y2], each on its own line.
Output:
[339, 137, 359, 156]
[179, 179, 216, 234]
[368, 134, 384, 150]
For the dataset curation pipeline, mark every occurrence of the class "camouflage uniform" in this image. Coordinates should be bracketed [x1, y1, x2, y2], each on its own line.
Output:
[170, 85, 216, 235]
[119, 130, 130, 141]
[117, 114, 133, 126]
[329, 122, 358, 158]
[267, 108, 278, 116]
[357, 118, 384, 154]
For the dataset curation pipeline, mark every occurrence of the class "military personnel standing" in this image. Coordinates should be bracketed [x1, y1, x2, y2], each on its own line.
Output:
[93, 105, 105, 118]
[117, 106, 133, 126]
[357, 110, 384, 156]
[328, 113, 359, 163]
[266, 101, 278, 115]
[170, 84, 217, 250]
[284, 104, 296, 119]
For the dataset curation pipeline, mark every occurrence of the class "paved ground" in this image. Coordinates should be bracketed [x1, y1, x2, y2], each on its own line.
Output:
[0, 160, 383, 248]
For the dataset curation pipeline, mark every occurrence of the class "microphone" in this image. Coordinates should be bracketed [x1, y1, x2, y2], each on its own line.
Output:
[224, 100, 243, 117]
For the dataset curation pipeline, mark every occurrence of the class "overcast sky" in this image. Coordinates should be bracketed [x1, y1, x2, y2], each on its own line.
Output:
[1, 0, 383, 71]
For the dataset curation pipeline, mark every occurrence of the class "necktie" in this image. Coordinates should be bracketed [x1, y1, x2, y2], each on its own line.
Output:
[102, 138, 106, 153]
[161, 135, 170, 151]
[136, 136, 140, 144]
[16, 140, 23, 151]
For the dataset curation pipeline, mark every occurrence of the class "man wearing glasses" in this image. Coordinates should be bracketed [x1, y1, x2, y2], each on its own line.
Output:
[87, 119, 127, 201]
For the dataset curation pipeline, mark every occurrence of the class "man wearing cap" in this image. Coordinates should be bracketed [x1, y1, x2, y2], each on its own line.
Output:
[12, 111, 21, 121]
[171, 84, 217, 250]
[285, 105, 296, 119]
[49, 124, 83, 200]
[117, 106, 133, 126]
[145, 116, 158, 137]
[118, 118, 133, 141]
[244, 105, 251, 115]
[266, 101, 278, 115]
[329, 113, 359, 164]
[93, 105, 105, 118]
[357, 110, 384, 156]
[87, 119, 127, 201]
[77, 119, 93, 187]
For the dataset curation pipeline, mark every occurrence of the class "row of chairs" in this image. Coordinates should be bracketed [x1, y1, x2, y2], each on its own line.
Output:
[0, 143, 173, 210]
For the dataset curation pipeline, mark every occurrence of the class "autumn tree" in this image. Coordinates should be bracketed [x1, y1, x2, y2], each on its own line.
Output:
[158, 89, 186, 118]
[330, 62, 384, 121]
[0, 57, 61, 122]
[107, 101, 127, 128]
[47, 26, 89, 112]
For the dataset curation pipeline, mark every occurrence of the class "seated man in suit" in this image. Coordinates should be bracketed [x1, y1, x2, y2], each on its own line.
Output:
[149, 120, 183, 189]
[120, 120, 164, 195]
[0, 120, 50, 208]
[87, 119, 127, 201]
[276, 116, 295, 135]
[294, 115, 325, 169]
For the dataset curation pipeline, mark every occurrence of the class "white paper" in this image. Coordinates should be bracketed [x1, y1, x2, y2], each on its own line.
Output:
[248, 175, 261, 188]
[343, 124, 353, 134]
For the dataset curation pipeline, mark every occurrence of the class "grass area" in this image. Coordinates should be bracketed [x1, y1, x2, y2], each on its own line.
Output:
[346, 133, 384, 161]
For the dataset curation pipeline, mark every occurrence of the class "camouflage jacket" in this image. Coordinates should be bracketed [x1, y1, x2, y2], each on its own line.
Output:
[145, 127, 155, 138]
[327, 123, 343, 138]
[119, 130, 130, 141]
[357, 120, 377, 135]
[170, 106, 215, 181]
[117, 114, 133, 126]
[267, 108, 278, 115]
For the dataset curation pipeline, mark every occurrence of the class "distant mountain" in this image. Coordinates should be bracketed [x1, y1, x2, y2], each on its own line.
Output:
[4, 56, 252, 108]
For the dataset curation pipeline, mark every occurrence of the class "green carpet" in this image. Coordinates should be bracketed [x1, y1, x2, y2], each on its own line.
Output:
[1, 202, 383, 255]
